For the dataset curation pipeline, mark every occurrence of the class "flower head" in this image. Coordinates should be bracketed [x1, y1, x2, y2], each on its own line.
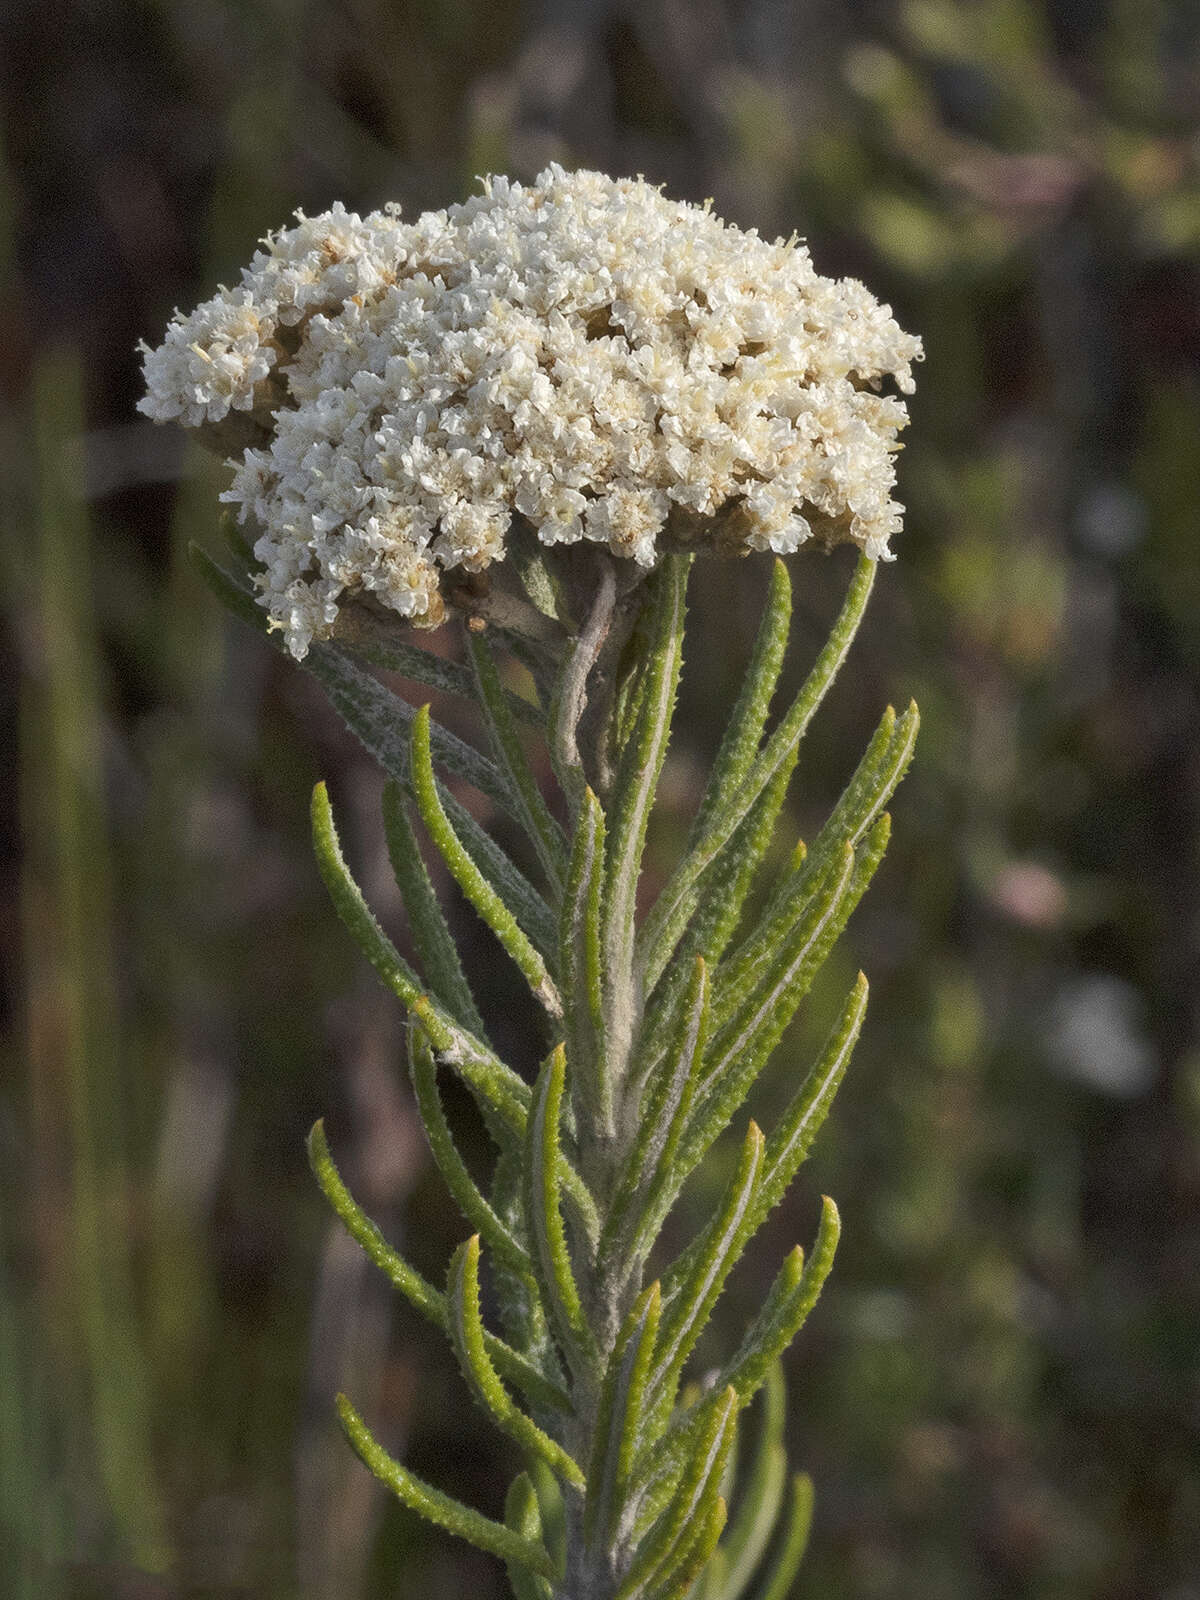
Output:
[141, 166, 921, 658]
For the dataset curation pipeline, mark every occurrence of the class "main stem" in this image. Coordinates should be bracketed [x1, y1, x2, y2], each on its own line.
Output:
[546, 565, 684, 1600]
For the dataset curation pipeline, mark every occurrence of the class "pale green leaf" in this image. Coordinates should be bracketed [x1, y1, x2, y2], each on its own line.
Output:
[337, 1393, 558, 1578]
[469, 633, 568, 888]
[307, 1121, 570, 1415]
[410, 704, 562, 1019]
[584, 1282, 662, 1550]
[524, 1047, 598, 1380]
[750, 1474, 814, 1600]
[382, 780, 487, 1040]
[638, 552, 875, 987]
[446, 1236, 585, 1488]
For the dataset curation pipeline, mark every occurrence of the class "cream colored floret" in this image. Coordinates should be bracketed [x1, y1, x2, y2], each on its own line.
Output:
[140, 166, 921, 658]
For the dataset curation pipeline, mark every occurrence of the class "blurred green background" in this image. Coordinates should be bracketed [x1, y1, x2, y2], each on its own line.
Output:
[2, 2, 1199, 1596]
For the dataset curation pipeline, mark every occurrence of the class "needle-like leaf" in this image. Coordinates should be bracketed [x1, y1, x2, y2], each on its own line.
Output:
[469, 633, 569, 888]
[749, 1474, 814, 1600]
[447, 1236, 586, 1488]
[638, 551, 874, 987]
[505, 1474, 555, 1600]
[409, 1027, 533, 1280]
[585, 1281, 662, 1549]
[411, 705, 563, 1020]
[525, 1047, 599, 1379]
[337, 1394, 558, 1578]
[560, 788, 610, 1139]
[307, 1121, 570, 1415]
[382, 779, 487, 1040]
[603, 555, 690, 1086]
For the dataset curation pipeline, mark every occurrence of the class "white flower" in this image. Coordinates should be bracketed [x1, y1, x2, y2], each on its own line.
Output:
[140, 166, 921, 658]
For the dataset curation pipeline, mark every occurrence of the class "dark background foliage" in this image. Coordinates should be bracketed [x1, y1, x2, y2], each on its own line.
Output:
[2, 2, 1198, 1597]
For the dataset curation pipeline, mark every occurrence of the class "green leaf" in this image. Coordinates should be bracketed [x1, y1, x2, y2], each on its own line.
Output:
[524, 1047, 598, 1380]
[559, 788, 610, 1140]
[342, 627, 544, 728]
[634, 751, 795, 1093]
[446, 1236, 586, 1489]
[618, 1386, 737, 1600]
[337, 1393, 558, 1579]
[310, 782, 534, 1137]
[750, 975, 869, 1235]
[411, 704, 562, 1019]
[720, 1199, 841, 1409]
[601, 956, 710, 1279]
[719, 1365, 788, 1600]
[307, 642, 517, 817]
[647, 1490, 727, 1600]
[603, 556, 690, 1086]
[382, 780, 487, 1040]
[638, 551, 875, 987]
[468, 633, 568, 889]
[683, 816, 890, 1173]
[750, 1474, 814, 1600]
[648, 1122, 765, 1404]
[307, 1121, 570, 1415]
[688, 558, 791, 846]
[505, 1475, 555, 1600]
[727, 703, 916, 996]
[408, 1027, 533, 1280]
[646, 1202, 840, 1492]
[584, 1282, 662, 1550]
[188, 542, 267, 632]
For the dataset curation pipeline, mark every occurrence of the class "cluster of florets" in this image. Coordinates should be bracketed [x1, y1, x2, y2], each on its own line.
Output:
[140, 166, 921, 658]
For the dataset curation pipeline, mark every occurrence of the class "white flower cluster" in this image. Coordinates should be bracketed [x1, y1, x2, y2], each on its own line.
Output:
[141, 166, 921, 658]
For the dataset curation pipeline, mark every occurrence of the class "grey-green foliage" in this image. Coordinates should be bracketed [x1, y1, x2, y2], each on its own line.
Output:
[195, 536, 916, 1600]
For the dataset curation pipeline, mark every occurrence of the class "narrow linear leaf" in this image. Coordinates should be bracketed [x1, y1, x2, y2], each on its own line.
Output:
[469, 633, 568, 888]
[406, 1000, 599, 1252]
[411, 705, 562, 1020]
[639, 551, 875, 985]
[689, 557, 792, 845]
[721, 1199, 841, 1409]
[684, 818, 889, 1173]
[649, 1123, 765, 1404]
[703, 837, 855, 1065]
[645, 845, 858, 1245]
[524, 1049, 599, 1377]
[635, 750, 795, 1094]
[648, 1492, 727, 1600]
[505, 1474, 555, 1600]
[441, 784, 559, 960]
[751, 1474, 814, 1600]
[337, 1393, 557, 1579]
[307, 1122, 570, 1415]
[751, 975, 869, 1235]
[603, 555, 690, 1083]
[408, 1028, 532, 1280]
[308, 642, 517, 816]
[311, 783, 532, 1130]
[720, 1366, 788, 1600]
[585, 1282, 662, 1549]
[347, 627, 544, 727]
[188, 542, 267, 631]
[447, 1236, 585, 1489]
[728, 702, 916, 996]
[601, 957, 709, 1278]
[382, 780, 487, 1040]
[560, 788, 610, 1138]
[646, 1203, 839, 1495]
[619, 1386, 737, 1600]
